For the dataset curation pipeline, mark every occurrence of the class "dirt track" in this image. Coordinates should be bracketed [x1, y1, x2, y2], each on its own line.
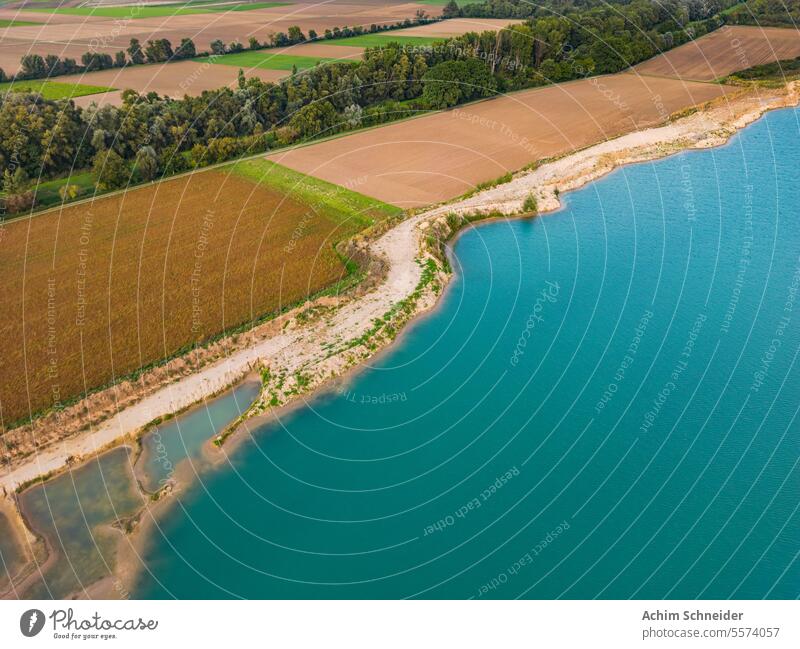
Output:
[634, 25, 800, 81]
[268, 74, 732, 207]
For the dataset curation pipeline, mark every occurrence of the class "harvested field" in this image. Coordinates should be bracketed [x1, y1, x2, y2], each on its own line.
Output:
[24, 2, 291, 18]
[396, 17, 525, 37]
[273, 42, 365, 59]
[269, 74, 732, 207]
[634, 25, 800, 81]
[57, 61, 285, 101]
[70, 90, 125, 107]
[0, 165, 397, 428]
[0, 1, 431, 72]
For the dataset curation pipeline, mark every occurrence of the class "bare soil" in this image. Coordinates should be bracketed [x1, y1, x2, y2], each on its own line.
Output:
[58, 59, 285, 99]
[397, 17, 525, 37]
[268, 74, 732, 207]
[634, 25, 800, 81]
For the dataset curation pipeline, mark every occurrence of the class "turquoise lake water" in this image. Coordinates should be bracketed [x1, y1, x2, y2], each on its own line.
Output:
[133, 108, 800, 599]
[138, 380, 261, 492]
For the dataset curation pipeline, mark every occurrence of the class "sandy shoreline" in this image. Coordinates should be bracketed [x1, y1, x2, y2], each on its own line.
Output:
[1, 83, 798, 585]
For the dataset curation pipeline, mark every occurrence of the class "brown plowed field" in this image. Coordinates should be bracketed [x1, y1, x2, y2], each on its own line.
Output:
[268, 74, 732, 207]
[58, 60, 285, 100]
[634, 25, 800, 81]
[0, 170, 352, 426]
[0, 1, 434, 73]
[397, 17, 525, 37]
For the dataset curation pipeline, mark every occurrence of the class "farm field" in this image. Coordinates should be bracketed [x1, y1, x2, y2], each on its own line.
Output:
[0, 1, 439, 73]
[269, 74, 732, 207]
[325, 33, 442, 47]
[23, 1, 291, 18]
[0, 162, 399, 428]
[0, 79, 113, 99]
[0, 0, 439, 73]
[55, 61, 287, 105]
[396, 17, 526, 37]
[415, 0, 484, 4]
[0, 18, 39, 26]
[633, 25, 800, 81]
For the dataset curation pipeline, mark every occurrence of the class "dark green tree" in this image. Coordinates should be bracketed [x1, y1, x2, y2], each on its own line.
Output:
[127, 38, 145, 65]
[92, 149, 130, 191]
[289, 100, 338, 138]
[443, 0, 461, 19]
[175, 38, 197, 59]
[134, 146, 158, 182]
[287, 26, 306, 43]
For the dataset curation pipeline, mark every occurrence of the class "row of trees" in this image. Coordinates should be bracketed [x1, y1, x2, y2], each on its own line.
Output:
[0, 1, 752, 212]
[1, 37, 200, 82]
[451, 0, 739, 21]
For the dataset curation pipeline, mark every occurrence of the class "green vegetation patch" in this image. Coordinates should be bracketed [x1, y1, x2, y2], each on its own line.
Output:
[24, 1, 288, 18]
[200, 52, 342, 71]
[30, 172, 96, 209]
[0, 80, 113, 100]
[229, 159, 402, 230]
[216, 1, 289, 11]
[723, 55, 800, 84]
[331, 34, 443, 48]
[0, 18, 41, 26]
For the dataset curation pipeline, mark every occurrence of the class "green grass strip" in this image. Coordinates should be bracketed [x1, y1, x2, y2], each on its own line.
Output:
[198, 52, 343, 71]
[330, 34, 443, 48]
[0, 18, 41, 26]
[229, 159, 401, 231]
[0, 80, 114, 100]
[30, 172, 96, 208]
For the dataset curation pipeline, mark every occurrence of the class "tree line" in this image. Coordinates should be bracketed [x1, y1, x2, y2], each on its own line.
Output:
[0, 0, 757, 213]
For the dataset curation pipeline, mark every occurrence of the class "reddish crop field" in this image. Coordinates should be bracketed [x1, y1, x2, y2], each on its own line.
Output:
[0, 170, 361, 426]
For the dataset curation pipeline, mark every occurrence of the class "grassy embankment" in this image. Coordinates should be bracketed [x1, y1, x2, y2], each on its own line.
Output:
[722, 56, 800, 86]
